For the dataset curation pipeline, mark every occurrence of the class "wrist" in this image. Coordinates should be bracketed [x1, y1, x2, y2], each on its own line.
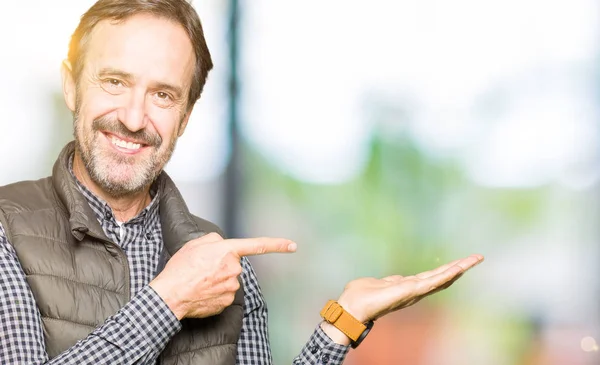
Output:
[320, 300, 374, 348]
[336, 298, 368, 323]
[319, 321, 351, 346]
[149, 279, 187, 320]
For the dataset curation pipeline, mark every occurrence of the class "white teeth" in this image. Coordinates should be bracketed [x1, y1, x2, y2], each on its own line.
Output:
[111, 136, 141, 150]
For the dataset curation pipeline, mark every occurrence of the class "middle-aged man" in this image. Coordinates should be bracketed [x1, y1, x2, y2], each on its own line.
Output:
[0, 1, 484, 364]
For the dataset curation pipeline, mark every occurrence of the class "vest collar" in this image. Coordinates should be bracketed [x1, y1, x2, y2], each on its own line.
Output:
[53, 142, 109, 242]
[52, 142, 206, 250]
[156, 172, 207, 256]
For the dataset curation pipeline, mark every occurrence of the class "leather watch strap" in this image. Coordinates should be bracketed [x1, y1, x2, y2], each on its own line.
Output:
[320, 300, 366, 342]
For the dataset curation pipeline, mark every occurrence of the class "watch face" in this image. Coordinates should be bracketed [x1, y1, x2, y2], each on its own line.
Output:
[351, 321, 374, 349]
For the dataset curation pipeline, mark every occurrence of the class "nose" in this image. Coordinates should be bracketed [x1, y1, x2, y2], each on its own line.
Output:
[117, 88, 148, 132]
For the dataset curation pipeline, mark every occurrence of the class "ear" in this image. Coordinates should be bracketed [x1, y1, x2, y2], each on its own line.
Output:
[178, 104, 195, 137]
[61, 60, 77, 113]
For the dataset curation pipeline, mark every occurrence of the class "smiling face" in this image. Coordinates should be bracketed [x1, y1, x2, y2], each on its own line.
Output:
[62, 14, 196, 198]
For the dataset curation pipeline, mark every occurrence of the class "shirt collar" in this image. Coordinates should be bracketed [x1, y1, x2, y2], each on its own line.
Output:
[67, 153, 161, 226]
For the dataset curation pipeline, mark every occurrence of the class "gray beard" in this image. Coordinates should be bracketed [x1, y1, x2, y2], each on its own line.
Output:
[73, 115, 177, 199]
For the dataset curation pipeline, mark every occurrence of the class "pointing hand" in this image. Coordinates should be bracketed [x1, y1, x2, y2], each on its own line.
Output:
[150, 232, 296, 319]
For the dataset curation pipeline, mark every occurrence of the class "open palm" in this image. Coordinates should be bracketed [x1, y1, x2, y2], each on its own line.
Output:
[336, 254, 484, 322]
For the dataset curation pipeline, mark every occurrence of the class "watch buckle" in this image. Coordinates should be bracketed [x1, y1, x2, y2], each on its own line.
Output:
[321, 300, 343, 322]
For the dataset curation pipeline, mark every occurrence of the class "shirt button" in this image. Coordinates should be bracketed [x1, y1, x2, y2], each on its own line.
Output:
[104, 211, 112, 220]
[309, 345, 319, 354]
[321, 354, 329, 364]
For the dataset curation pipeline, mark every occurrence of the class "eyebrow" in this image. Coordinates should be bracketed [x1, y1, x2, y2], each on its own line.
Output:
[97, 67, 184, 99]
[98, 68, 134, 81]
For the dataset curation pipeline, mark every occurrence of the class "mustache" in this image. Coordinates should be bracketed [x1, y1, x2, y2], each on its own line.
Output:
[92, 116, 162, 147]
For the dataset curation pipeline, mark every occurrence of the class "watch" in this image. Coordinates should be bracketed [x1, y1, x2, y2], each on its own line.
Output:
[320, 300, 374, 348]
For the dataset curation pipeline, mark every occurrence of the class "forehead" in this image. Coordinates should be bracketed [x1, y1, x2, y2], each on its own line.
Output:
[84, 14, 196, 87]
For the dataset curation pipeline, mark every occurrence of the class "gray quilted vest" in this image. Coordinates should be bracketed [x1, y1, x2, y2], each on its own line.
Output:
[0, 142, 244, 365]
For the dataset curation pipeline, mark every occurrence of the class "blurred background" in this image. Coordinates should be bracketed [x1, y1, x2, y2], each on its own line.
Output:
[1, 0, 599, 364]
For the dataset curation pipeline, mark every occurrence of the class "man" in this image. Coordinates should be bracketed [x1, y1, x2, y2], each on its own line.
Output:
[0, 0, 483, 364]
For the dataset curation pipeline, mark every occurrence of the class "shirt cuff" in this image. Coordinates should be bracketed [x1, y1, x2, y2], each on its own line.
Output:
[294, 324, 350, 365]
[125, 285, 183, 349]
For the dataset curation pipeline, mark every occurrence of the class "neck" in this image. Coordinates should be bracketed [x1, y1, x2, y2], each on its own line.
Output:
[72, 150, 151, 222]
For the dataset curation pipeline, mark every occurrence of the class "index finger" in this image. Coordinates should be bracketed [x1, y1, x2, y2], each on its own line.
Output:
[226, 237, 297, 257]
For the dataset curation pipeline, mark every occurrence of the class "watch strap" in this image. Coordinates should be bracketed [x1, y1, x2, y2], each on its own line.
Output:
[320, 300, 366, 342]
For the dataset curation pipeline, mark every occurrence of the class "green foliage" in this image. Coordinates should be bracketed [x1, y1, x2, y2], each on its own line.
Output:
[243, 128, 548, 277]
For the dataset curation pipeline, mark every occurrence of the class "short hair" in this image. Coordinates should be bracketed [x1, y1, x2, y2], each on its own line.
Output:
[68, 0, 213, 110]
